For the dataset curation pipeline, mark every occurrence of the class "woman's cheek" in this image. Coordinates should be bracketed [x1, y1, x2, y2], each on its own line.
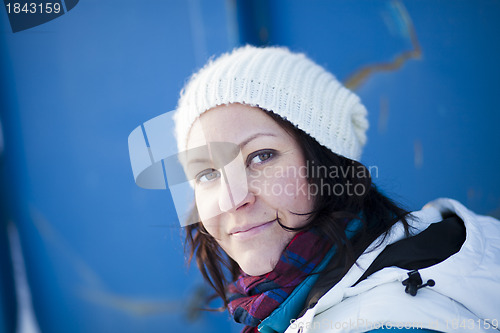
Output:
[195, 189, 223, 225]
[263, 173, 299, 205]
[200, 217, 222, 240]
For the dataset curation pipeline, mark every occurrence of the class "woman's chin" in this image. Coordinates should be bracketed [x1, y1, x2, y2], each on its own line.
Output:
[238, 255, 278, 276]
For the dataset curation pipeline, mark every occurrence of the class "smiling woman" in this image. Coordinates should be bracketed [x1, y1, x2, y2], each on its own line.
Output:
[132, 46, 500, 333]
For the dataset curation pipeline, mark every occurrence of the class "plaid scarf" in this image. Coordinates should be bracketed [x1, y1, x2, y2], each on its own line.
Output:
[227, 228, 332, 333]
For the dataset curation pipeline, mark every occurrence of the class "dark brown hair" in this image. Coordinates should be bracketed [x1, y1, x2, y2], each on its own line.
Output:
[184, 109, 411, 309]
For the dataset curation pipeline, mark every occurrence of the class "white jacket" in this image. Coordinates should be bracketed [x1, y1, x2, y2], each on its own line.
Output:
[285, 198, 500, 333]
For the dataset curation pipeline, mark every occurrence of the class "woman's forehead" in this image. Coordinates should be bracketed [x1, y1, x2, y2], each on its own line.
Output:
[186, 104, 287, 149]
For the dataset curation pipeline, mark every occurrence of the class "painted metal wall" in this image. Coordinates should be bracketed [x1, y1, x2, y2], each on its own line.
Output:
[1, 1, 499, 332]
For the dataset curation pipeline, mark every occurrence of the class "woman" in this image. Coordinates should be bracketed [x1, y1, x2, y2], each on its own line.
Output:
[132, 46, 500, 332]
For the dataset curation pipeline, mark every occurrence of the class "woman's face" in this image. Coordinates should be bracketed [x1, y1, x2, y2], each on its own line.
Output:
[186, 103, 314, 276]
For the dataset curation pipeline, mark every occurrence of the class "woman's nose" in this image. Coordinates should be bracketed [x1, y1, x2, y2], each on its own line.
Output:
[218, 151, 251, 212]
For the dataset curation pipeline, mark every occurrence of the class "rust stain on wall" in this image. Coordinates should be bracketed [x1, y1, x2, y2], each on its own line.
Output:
[344, 0, 422, 90]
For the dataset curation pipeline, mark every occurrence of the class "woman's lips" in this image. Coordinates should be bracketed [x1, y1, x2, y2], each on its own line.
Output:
[229, 220, 275, 240]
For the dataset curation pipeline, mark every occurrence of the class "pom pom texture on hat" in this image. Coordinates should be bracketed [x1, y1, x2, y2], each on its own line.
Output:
[173, 45, 369, 161]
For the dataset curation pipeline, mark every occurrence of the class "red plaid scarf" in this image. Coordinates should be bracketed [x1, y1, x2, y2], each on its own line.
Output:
[227, 228, 332, 333]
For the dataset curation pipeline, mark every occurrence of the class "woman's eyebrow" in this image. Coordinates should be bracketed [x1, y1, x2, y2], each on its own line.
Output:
[238, 133, 276, 150]
[185, 133, 276, 166]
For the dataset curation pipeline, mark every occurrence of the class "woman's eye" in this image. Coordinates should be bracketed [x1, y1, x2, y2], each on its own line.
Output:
[248, 150, 275, 166]
[195, 169, 221, 183]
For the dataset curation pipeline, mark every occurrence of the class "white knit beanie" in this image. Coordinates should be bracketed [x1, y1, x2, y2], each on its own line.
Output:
[173, 45, 369, 161]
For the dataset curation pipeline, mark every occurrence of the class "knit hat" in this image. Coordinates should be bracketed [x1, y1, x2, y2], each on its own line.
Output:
[173, 45, 369, 161]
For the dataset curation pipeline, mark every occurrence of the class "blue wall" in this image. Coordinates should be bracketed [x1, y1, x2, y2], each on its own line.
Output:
[1, 1, 499, 332]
